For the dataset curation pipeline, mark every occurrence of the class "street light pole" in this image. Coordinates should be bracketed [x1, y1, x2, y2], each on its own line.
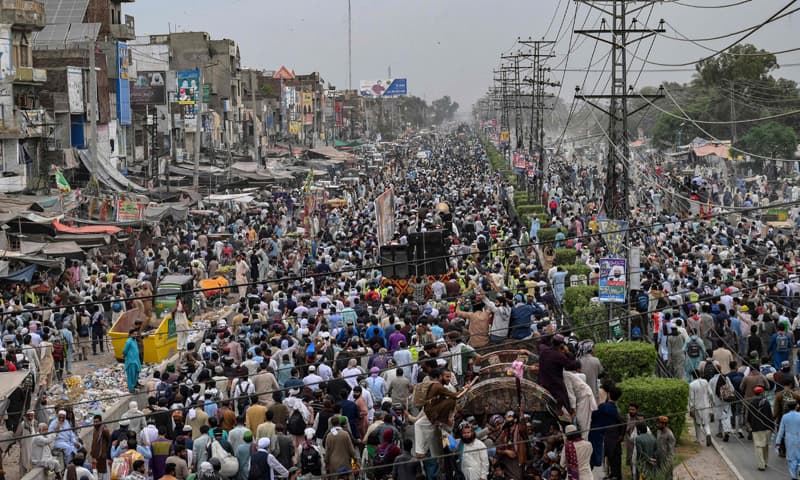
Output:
[193, 68, 202, 189]
[348, 0, 352, 90]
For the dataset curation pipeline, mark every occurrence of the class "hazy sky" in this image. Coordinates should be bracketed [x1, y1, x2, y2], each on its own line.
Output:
[128, 0, 800, 110]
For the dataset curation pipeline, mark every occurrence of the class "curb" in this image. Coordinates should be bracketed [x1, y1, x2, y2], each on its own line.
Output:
[710, 437, 746, 480]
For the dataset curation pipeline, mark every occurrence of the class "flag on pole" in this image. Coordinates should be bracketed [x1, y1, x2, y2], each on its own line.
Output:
[52, 166, 71, 194]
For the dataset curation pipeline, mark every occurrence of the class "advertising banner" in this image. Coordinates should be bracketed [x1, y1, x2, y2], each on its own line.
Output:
[597, 218, 628, 257]
[67, 67, 84, 114]
[177, 70, 200, 105]
[359, 78, 408, 97]
[374, 188, 396, 246]
[116, 200, 144, 222]
[500, 130, 510, 143]
[599, 258, 627, 303]
[334, 101, 344, 126]
[131, 71, 166, 105]
[289, 121, 302, 135]
[117, 42, 132, 126]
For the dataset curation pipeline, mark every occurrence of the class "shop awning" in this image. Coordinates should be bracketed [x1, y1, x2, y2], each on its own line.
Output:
[53, 219, 121, 235]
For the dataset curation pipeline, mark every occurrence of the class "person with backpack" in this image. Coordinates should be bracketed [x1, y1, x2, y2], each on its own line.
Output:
[769, 323, 794, 370]
[299, 428, 322, 477]
[77, 308, 92, 361]
[709, 368, 735, 442]
[50, 328, 66, 381]
[371, 429, 401, 480]
[682, 329, 706, 382]
[231, 374, 255, 417]
[745, 385, 774, 471]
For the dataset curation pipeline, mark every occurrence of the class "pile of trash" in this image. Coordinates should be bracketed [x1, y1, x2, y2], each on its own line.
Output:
[53, 364, 132, 427]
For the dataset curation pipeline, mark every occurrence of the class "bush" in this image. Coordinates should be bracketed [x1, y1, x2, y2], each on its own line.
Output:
[571, 305, 608, 343]
[563, 285, 598, 316]
[594, 341, 657, 382]
[537, 228, 562, 243]
[563, 264, 591, 279]
[554, 248, 578, 266]
[618, 376, 689, 440]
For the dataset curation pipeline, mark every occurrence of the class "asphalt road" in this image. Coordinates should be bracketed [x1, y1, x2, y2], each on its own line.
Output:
[712, 432, 791, 480]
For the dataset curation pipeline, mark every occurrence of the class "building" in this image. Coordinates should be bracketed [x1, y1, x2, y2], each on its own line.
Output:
[33, 0, 136, 181]
[0, 0, 48, 192]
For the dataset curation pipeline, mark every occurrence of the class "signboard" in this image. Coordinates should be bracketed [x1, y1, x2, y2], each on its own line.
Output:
[359, 78, 408, 97]
[597, 218, 628, 257]
[500, 130, 510, 143]
[374, 188, 396, 246]
[131, 71, 166, 105]
[116, 200, 144, 222]
[203, 84, 211, 103]
[177, 70, 200, 105]
[599, 258, 627, 303]
[334, 101, 344, 126]
[117, 42, 131, 126]
[67, 67, 84, 114]
[289, 121, 302, 134]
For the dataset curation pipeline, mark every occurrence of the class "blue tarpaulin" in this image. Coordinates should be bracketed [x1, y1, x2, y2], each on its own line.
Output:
[0, 265, 37, 283]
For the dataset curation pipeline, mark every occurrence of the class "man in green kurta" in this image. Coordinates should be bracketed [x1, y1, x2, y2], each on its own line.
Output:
[634, 422, 658, 480]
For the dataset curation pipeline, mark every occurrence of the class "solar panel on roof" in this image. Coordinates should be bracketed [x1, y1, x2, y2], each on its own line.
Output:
[44, 0, 90, 24]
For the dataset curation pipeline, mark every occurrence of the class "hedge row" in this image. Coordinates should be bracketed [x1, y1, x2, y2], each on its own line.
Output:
[593, 341, 657, 382]
[618, 376, 689, 440]
[571, 305, 608, 343]
[553, 248, 578, 266]
[563, 285, 598, 316]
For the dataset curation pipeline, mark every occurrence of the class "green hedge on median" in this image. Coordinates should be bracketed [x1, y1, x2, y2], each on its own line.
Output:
[563, 264, 592, 278]
[572, 305, 608, 343]
[594, 341, 657, 382]
[554, 248, 578, 266]
[618, 376, 689, 440]
[563, 285, 598, 316]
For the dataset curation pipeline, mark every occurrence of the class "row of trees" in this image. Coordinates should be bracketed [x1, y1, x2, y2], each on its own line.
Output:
[636, 44, 799, 159]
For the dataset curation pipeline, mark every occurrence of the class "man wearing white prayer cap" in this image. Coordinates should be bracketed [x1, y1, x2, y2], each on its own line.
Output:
[249, 436, 289, 479]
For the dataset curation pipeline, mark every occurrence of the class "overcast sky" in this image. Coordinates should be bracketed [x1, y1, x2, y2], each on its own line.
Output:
[128, 0, 800, 110]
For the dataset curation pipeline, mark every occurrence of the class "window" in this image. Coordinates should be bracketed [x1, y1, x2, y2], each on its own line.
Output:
[12, 32, 31, 68]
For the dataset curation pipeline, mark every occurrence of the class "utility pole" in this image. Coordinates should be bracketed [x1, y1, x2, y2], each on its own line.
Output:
[574, 0, 665, 338]
[500, 50, 535, 150]
[347, 0, 352, 90]
[729, 79, 737, 143]
[193, 69, 203, 189]
[88, 39, 98, 183]
[574, 1, 665, 220]
[251, 70, 260, 165]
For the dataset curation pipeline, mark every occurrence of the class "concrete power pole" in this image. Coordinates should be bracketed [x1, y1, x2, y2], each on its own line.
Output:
[348, 0, 352, 90]
[193, 69, 203, 189]
[88, 39, 98, 182]
[252, 70, 260, 165]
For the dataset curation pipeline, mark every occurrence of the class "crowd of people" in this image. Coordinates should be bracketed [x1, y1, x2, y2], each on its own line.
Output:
[3, 127, 800, 480]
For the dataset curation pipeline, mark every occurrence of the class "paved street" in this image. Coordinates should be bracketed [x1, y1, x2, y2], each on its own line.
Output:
[713, 434, 790, 480]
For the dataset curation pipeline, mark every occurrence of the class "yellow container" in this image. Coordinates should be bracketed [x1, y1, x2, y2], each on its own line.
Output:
[109, 308, 181, 364]
[109, 309, 142, 361]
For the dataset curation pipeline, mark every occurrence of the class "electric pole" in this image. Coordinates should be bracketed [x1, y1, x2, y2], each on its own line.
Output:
[574, 1, 665, 220]
[500, 50, 535, 150]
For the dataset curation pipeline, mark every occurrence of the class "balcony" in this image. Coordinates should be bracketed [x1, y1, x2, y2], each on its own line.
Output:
[0, 109, 48, 138]
[0, 0, 46, 30]
[12, 66, 47, 84]
[110, 15, 136, 40]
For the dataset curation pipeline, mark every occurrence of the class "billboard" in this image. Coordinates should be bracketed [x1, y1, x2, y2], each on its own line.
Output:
[596, 218, 628, 257]
[131, 71, 166, 105]
[177, 70, 200, 105]
[117, 42, 131, 126]
[334, 101, 344, 127]
[599, 258, 627, 303]
[359, 78, 408, 97]
[500, 130, 510, 143]
[116, 200, 144, 222]
[374, 188, 396, 246]
[67, 67, 84, 114]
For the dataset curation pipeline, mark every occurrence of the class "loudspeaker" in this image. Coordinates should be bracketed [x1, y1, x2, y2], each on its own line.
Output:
[408, 230, 448, 276]
[379, 245, 410, 279]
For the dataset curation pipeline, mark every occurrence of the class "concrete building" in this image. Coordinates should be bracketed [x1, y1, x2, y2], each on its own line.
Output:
[33, 0, 136, 180]
[0, 0, 48, 192]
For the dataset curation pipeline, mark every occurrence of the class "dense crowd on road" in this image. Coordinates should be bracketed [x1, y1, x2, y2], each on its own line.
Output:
[3, 128, 800, 480]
